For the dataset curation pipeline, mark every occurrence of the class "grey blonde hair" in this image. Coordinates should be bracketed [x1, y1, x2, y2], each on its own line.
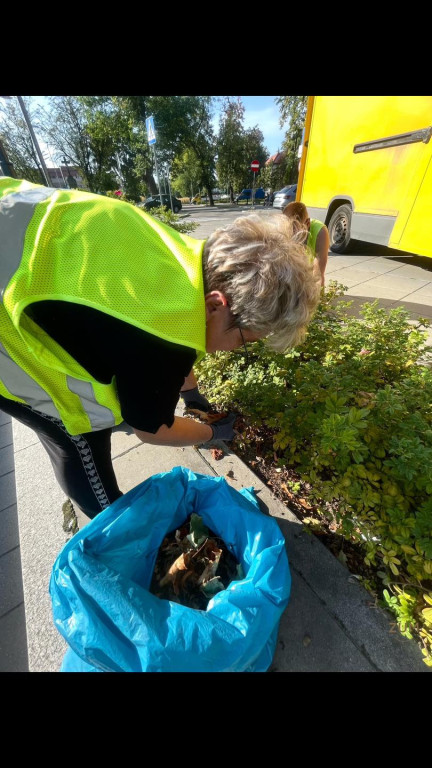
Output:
[203, 212, 320, 352]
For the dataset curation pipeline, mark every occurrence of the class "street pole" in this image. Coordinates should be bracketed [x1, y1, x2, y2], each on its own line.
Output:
[166, 163, 174, 212]
[152, 145, 164, 204]
[16, 96, 51, 187]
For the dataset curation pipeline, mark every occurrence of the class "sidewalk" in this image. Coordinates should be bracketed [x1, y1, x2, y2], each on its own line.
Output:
[1, 401, 428, 672]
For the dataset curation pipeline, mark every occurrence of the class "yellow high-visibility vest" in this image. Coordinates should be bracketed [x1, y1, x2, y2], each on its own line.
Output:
[0, 178, 206, 434]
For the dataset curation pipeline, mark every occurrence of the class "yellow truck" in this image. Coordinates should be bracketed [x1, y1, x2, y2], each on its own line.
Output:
[297, 96, 432, 258]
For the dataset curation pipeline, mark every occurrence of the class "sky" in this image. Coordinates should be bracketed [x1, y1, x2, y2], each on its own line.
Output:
[211, 95, 286, 157]
[29, 95, 287, 167]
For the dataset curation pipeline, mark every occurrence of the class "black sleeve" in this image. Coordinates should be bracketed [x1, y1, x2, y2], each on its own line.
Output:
[28, 301, 197, 434]
[114, 332, 197, 433]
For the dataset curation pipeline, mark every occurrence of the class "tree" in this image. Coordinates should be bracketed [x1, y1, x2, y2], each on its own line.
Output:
[276, 96, 307, 184]
[0, 96, 46, 183]
[216, 98, 268, 199]
[216, 97, 247, 202]
[35, 96, 116, 193]
[150, 96, 217, 204]
[242, 126, 268, 191]
[171, 149, 201, 199]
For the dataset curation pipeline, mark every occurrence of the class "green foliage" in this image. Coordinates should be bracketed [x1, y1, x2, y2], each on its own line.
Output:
[195, 280, 432, 664]
[216, 97, 268, 199]
[142, 205, 199, 234]
[276, 96, 307, 184]
[0, 96, 46, 183]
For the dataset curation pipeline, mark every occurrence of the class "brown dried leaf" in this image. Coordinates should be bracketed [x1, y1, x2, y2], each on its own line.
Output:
[186, 409, 228, 424]
[298, 498, 313, 510]
[197, 547, 223, 586]
[159, 552, 192, 587]
[210, 447, 224, 461]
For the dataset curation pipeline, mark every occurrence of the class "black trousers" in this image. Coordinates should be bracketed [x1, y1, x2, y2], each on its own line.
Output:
[0, 395, 123, 519]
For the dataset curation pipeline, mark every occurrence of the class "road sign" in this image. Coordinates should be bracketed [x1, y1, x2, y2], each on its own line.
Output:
[251, 160, 260, 172]
[146, 116, 156, 145]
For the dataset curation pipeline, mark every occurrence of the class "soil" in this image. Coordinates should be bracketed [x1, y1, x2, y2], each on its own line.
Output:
[187, 406, 381, 595]
[234, 435, 378, 585]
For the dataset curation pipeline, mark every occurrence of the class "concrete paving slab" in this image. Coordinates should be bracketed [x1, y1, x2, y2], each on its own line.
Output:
[10, 420, 39, 453]
[0, 444, 15, 475]
[0, 504, 20, 556]
[326, 255, 377, 270]
[12, 427, 69, 672]
[0, 548, 25, 616]
[401, 284, 432, 301]
[0, 423, 13, 450]
[398, 300, 432, 320]
[270, 576, 375, 672]
[346, 283, 415, 300]
[0, 471, 18, 511]
[326, 268, 383, 288]
[365, 274, 430, 293]
[0, 604, 28, 672]
[387, 264, 432, 281]
[336, 258, 404, 275]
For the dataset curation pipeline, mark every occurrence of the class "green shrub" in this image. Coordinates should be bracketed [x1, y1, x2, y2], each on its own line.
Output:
[195, 281, 432, 665]
[143, 205, 199, 235]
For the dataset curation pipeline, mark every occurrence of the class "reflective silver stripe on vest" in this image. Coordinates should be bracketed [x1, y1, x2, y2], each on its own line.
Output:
[66, 377, 116, 430]
[0, 341, 62, 420]
[0, 187, 54, 300]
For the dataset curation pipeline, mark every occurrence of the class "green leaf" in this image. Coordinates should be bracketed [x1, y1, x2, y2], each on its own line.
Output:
[200, 576, 225, 598]
[422, 608, 432, 623]
[187, 513, 210, 548]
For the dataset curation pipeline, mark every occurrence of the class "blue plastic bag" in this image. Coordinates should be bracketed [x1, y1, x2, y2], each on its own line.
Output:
[50, 466, 291, 672]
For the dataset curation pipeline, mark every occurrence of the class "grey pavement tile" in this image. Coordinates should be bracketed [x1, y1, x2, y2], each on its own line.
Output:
[401, 284, 432, 302]
[271, 571, 375, 672]
[400, 291, 432, 318]
[0, 412, 11, 427]
[326, 255, 377, 270]
[0, 504, 20, 557]
[346, 283, 413, 300]
[0, 604, 28, 672]
[0, 472, 17, 512]
[327, 268, 382, 288]
[0, 444, 15, 475]
[0, 423, 13, 451]
[0, 548, 25, 617]
[341, 258, 404, 275]
[364, 274, 429, 292]
[389, 264, 432, 281]
[11, 419, 40, 453]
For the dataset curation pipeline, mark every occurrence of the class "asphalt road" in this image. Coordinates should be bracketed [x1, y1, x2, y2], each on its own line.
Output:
[182, 203, 432, 324]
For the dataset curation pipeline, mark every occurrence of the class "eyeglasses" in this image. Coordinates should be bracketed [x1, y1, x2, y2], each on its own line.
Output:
[238, 326, 250, 365]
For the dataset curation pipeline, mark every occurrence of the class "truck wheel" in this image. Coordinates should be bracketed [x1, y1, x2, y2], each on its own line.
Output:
[173, 205, 181, 213]
[328, 204, 353, 253]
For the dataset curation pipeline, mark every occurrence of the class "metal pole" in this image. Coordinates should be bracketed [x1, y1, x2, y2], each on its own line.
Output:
[16, 96, 51, 186]
[152, 145, 164, 204]
[166, 163, 174, 212]
[252, 171, 256, 208]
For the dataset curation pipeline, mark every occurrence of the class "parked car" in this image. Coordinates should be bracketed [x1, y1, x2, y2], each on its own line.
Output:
[142, 194, 182, 214]
[235, 187, 266, 203]
[272, 184, 297, 209]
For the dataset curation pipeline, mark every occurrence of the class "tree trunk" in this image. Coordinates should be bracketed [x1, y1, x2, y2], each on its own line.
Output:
[145, 168, 158, 195]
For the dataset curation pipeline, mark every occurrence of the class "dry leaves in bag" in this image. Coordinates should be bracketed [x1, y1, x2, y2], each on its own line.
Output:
[150, 513, 244, 610]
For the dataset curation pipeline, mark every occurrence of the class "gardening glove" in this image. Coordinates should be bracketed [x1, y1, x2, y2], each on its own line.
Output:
[210, 412, 238, 441]
[181, 386, 211, 412]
